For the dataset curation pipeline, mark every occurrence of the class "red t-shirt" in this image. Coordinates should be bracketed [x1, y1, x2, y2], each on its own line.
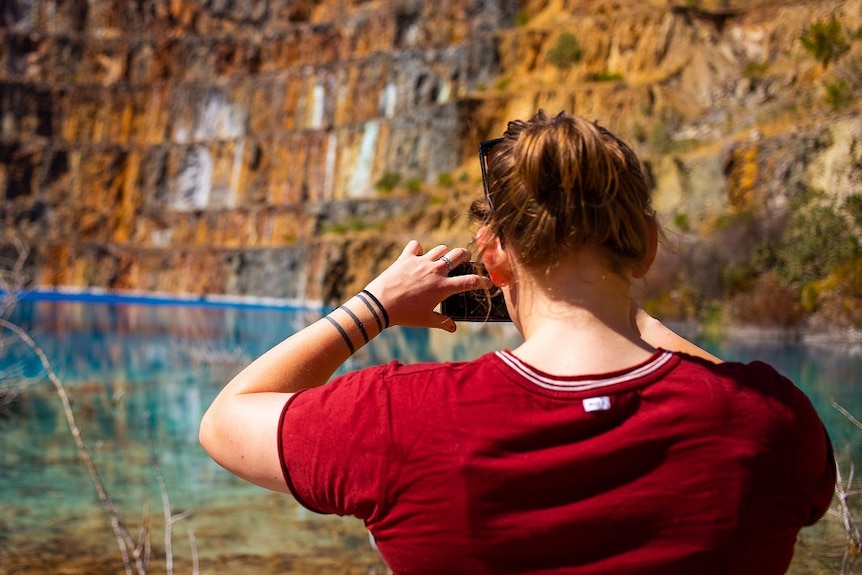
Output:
[278, 350, 835, 575]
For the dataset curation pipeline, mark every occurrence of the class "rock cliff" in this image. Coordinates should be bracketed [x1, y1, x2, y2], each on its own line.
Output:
[3, 0, 862, 328]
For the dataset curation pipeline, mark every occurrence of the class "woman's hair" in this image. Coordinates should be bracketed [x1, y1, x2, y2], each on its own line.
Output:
[473, 110, 657, 275]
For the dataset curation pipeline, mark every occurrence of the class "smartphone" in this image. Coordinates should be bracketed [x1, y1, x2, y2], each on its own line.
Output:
[441, 262, 511, 322]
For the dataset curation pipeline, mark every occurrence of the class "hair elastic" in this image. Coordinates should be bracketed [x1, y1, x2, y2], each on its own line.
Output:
[324, 315, 355, 354]
[355, 292, 383, 333]
[361, 289, 390, 329]
[339, 305, 369, 344]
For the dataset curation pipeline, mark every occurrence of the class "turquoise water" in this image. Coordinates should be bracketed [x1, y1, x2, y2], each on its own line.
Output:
[1, 297, 860, 573]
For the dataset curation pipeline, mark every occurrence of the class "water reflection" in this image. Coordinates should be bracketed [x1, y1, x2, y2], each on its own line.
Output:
[1, 298, 860, 573]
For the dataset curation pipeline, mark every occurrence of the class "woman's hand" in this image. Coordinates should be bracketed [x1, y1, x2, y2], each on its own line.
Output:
[363, 240, 491, 332]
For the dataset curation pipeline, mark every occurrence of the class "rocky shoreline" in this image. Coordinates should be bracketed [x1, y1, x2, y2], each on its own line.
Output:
[666, 319, 862, 349]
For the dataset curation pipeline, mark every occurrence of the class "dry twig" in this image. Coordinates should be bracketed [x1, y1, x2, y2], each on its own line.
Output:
[0, 318, 149, 574]
[832, 401, 862, 574]
[1, 235, 197, 573]
[148, 419, 198, 575]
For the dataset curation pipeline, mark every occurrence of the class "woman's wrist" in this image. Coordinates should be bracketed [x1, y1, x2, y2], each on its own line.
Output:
[357, 289, 390, 329]
[324, 291, 391, 354]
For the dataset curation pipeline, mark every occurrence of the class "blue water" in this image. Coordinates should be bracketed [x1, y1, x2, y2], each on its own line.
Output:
[1, 297, 860, 573]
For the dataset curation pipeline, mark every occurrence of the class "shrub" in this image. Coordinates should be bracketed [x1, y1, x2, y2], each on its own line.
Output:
[728, 272, 803, 327]
[590, 71, 623, 82]
[773, 204, 860, 286]
[825, 78, 854, 110]
[546, 32, 583, 72]
[437, 172, 454, 187]
[325, 216, 384, 235]
[407, 177, 423, 193]
[375, 171, 401, 193]
[721, 262, 757, 295]
[844, 194, 862, 228]
[673, 212, 690, 231]
[801, 258, 862, 325]
[801, 18, 850, 67]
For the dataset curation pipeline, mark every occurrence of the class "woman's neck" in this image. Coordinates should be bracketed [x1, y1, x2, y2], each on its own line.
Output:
[507, 249, 655, 376]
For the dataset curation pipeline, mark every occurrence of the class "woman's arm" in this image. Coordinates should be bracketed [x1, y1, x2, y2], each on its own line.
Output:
[199, 241, 486, 491]
[632, 306, 722, 363]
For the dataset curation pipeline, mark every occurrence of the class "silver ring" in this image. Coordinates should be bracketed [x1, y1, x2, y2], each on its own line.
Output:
[439, 255, 453, 272]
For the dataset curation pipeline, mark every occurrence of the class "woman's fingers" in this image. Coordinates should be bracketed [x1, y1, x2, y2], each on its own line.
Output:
[399, 243, 473, 271]
[430, 310, 458, 333]
[400, 239, 424, 258]
[440, 247, 472, 270]
[364, 241, 490, 329]
[423, 244, 448, 259]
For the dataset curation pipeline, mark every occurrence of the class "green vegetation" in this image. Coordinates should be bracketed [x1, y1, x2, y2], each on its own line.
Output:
[771, 203, 860, 286]
[645, 120, 698, 155]
[672, 211, 690, 232]
[720, 261, 757, 295]
[825, 78, 854, 110]
[801, 259, 862, 313]
[325, 216, 386, 235]
[374, 171, 425, 195]
[718, 196, 862, 323]
[645, 112, 687, 154]
[375, 171, 402, 193]
[845, 193, 862, 227]
[514, 10, 529, 27]
[654, 194, 862, 327]
[631, 122, 648, 144]
[743, 61, 770, 81]
[801, 18, 850, 67]
[437, 172, 455, 187]
[648, 122, 673, 154]
[407, 177, 423, 193]
[546, 32, 583, 72]
[590, 71, 624, 82]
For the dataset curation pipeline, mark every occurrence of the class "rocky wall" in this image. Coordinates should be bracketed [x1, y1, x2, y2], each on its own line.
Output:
[3, 0, 862, 317]
[0, 0, 516, 304]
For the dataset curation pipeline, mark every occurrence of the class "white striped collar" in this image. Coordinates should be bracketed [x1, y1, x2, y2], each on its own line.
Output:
[494, 350, 675, 393]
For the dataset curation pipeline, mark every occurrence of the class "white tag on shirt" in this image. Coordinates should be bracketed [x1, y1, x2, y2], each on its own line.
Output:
[583, 396, 612, 412]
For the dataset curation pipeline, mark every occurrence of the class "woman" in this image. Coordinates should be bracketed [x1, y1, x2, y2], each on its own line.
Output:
[200, 110, 835, 574]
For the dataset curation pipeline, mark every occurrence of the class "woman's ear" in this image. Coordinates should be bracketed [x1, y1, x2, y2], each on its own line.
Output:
[477, 228, 512, 287]
[632, 219, 659, 279]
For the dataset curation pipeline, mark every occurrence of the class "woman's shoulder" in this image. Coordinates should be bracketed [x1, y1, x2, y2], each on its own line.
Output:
[672, 351, 817, 417]
[381, 352, 500, 375]
[326, 352, 500, 390]
[674, 350, 784, 379]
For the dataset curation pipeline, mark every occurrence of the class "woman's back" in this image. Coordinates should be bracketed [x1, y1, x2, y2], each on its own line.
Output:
[279, 351, 834, 575]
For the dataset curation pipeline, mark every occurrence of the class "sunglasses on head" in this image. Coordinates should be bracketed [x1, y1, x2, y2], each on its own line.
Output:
[479, 137, 504, 213]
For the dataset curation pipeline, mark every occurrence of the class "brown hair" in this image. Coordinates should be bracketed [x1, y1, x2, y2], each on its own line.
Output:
[473, 110, 657, 275]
